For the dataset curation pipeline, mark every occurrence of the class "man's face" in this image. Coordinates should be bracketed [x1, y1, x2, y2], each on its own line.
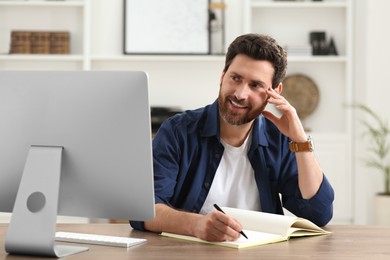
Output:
[218, 54, 276, 125]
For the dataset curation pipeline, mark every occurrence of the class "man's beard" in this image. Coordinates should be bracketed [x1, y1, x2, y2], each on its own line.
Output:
[218, 93, 267, 126]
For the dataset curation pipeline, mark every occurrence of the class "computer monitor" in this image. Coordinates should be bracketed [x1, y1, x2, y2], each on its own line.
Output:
[0, 71, 155, 257]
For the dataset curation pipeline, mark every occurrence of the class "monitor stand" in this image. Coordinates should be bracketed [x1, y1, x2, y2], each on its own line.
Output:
[5, 146, 88, 258]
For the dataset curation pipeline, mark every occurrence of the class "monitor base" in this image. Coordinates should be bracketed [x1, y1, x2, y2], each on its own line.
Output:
[5, 146, 88, 258]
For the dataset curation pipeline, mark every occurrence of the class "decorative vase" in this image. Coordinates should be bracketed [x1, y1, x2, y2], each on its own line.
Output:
[374, 194, 390, 225]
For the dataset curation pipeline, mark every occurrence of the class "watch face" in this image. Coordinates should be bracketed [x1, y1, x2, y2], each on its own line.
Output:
[308, 137, 314, 151]
[309, 140, 314, 151]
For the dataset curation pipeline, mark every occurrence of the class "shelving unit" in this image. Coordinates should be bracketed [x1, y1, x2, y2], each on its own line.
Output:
[0, 0, 354, 224]
[0, 0, 89, 69]
[0, 0, 225, 109]
[243, 0, 353, 133]
[243, 0, 353, 224]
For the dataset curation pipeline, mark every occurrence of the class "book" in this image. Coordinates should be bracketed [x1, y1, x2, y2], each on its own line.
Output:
[10, 31, 32, 54]
[50, 31, 70, 54]
[31, 32, 51, 54]
[161, 207, 331, 249]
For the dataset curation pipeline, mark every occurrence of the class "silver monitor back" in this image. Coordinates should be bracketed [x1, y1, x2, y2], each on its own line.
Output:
[0, 71, 155, 221]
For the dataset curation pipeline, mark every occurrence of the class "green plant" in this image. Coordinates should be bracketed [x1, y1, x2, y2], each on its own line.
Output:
[354, 103, 390, 195]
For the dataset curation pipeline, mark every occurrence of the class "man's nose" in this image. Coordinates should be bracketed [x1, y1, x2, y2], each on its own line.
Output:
[234, 83, 250, 100]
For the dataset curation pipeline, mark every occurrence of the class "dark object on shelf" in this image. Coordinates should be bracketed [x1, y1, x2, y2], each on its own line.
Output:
[151, 107, 182, 133]
[309, 31, 328, 55]
[10, 30, 70, 54]
[327, 37, 338, 55]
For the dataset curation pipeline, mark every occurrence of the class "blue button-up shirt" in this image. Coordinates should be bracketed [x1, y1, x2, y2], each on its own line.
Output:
[130, 100, 334, 230]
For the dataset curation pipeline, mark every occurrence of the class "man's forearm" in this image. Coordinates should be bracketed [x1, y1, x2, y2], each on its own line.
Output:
[295, 152, 323, 199]
[144, 203, 201, 236]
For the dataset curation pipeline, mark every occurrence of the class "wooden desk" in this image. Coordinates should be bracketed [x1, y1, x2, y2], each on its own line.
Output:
[1, 224, 390, 259]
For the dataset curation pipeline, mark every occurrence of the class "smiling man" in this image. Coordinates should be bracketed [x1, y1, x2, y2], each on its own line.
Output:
[130, 34, 334, 242]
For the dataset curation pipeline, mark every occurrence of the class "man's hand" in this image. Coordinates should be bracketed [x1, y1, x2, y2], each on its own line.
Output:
[145, 204, 243, 242]
[262, 87, 307, 142]
[192, 210, 243, 242]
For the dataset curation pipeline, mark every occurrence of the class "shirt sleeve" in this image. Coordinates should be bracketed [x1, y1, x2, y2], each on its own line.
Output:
[152, 120, 182, 204]
[283, 174, 334, 227]
[131, 119, 181, 231]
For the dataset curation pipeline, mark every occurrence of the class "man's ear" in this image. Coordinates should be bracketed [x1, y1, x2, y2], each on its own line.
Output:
[220, 71, 225, 84]
[274, 82, 283, 94]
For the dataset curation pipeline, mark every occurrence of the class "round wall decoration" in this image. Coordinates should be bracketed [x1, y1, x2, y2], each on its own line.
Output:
[281, 74, 320, 120]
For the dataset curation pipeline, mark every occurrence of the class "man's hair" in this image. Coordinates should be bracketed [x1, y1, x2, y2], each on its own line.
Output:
[223, 33, 287, 89]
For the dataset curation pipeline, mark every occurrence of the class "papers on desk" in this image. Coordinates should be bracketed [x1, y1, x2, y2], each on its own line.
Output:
[161, 207, 331, 249]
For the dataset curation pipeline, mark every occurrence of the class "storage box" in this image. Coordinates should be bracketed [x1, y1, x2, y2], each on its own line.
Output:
[9, 30, 70, 54]
[10, 31, 32, 54]
[50, 31, 70, 54]
[31, 32, 51, 54]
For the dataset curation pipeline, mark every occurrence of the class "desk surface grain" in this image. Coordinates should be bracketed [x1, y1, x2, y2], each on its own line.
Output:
[1, 223, 390, 260]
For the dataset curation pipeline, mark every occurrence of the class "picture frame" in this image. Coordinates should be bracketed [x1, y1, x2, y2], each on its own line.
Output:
[123, 0, 210, 55]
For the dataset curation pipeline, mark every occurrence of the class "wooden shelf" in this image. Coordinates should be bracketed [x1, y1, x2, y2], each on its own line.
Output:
[0, 0, 84, 7]
[0, 54, 83, 61]
[91, 55, 225, 62]
[251, 1, 347, 8]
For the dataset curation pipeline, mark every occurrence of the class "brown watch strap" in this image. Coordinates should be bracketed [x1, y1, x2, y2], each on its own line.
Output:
[289, 137, 314, 152]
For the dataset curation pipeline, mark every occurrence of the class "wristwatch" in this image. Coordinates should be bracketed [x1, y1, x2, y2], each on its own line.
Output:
[289, 136, 314, 152]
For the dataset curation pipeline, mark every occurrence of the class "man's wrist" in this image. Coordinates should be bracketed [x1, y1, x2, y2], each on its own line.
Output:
[289, 136, 314, 152]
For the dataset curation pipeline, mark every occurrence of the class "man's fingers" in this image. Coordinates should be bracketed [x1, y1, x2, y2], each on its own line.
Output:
[212, 211, 242, 241]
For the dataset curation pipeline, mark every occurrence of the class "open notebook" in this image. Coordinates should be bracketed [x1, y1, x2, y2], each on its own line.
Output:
[161, 207, 331, 249]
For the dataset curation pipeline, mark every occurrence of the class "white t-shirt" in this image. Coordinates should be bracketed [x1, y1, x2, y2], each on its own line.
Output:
[200, 130, 261, 215]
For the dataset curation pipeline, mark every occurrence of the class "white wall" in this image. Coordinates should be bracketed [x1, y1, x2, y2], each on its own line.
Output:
[90, 0, 244, 111]
[90, 0, 243, 56]
[353, 0, 390, 224]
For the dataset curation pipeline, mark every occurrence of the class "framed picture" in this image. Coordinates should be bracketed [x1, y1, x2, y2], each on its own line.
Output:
[124, 0, 210, 55]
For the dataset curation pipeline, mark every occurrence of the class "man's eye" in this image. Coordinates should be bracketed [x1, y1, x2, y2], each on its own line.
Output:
[250, 83, 262, 89]
[231, 75, 239, 81]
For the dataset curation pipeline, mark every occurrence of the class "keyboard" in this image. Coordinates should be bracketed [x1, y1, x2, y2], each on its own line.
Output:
[55, 231, 147, 248]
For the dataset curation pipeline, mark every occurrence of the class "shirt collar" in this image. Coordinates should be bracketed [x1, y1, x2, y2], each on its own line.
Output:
[201, 100, 220, 138]
[252, 115, 269, 148]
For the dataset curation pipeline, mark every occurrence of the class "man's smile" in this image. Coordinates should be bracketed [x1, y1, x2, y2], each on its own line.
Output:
[228, 97, 249, 110]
